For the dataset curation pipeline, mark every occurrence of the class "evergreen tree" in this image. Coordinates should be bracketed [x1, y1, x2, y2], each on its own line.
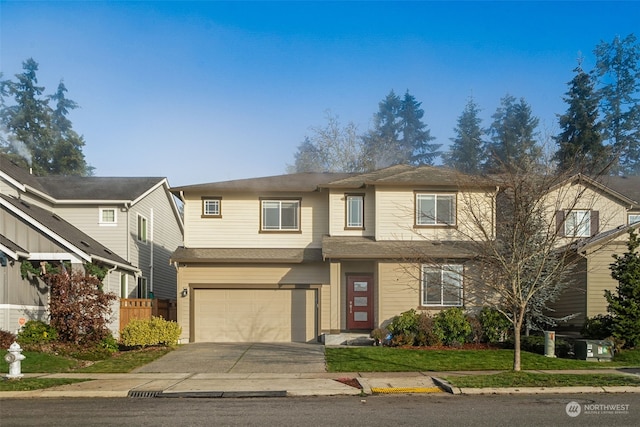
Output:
[593, 34, 640, 176]
[484, 95, 541, 174]
[555, 60, 607, 174]
[0, 58, 52, 174]
[606, 229, 640, 348]
[0, 58, 91, 176]
[362, 90, 439, 169]
[48, 82, 92, 175]
[400, 91, 440, 165]
[362, 90, 404, 169]
[444, 97, 484, 174]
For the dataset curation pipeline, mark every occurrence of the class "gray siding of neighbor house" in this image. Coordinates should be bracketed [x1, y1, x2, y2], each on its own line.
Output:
[128, 185, 182, 300]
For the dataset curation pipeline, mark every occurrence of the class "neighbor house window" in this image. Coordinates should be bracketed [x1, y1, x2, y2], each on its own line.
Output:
[565, 210, 591, 237]
[202, 197, 221, 217]
[421, 264, 463, 306]
[99, 208, 117, 226]
[346, 194, 364, 229]
[137, 214, 148, 243]
[415, 193, 456, 226]
[261, 199, 300, 231]
[629, 214, 640, 225]
[137, 276, 148, 299]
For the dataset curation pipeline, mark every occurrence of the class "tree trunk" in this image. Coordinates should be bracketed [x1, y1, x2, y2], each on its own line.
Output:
[513, 313, 524, 371]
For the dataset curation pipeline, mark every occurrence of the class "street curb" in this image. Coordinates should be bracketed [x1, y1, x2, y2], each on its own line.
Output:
[431, 377, 459, 394]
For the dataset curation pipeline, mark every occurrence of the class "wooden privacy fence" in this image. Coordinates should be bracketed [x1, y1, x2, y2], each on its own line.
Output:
[119, 298, 177, 331]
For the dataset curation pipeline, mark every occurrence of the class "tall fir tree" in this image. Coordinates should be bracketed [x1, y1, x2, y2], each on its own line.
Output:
[444, 97, 484, 174]
[0, 59, 91, 176]
[362, 90, 439, 169]
[362, 90, 403, 170]
[400, 91, 440, 165]
[483, 95, 541, 174]
[555, 60, 607, 174]
[593, 34, 640, 176]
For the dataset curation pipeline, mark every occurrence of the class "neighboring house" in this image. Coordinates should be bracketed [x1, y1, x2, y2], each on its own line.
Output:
[0, 156, 184, 335]
[547, 174, 640, 331]
[170, 165, 497, 344]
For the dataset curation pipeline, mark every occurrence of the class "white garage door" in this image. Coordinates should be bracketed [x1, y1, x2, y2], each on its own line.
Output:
[193, 288, 317, 343]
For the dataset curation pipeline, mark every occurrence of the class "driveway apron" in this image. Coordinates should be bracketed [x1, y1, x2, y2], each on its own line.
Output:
[132, 342, 327, 374]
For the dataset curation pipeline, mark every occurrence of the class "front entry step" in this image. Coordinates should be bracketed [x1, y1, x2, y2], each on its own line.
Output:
[322, 332, 374, 346]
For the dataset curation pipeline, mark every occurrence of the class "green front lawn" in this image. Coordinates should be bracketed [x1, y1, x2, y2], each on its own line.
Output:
[444, 372, 640, 388]
[325, 347, 640, 372]
[0, 378, 89, 392]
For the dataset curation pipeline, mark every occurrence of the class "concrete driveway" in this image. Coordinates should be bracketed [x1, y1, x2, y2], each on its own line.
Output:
[132, 342, 327, 374]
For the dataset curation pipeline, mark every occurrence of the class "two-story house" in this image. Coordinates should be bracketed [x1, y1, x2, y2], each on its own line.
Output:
[0, 156, 183, 335]
[170, 165, 497, 344]
[547, 174, 640, 331]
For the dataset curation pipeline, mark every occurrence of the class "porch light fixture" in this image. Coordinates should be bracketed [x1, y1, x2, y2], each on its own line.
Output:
[181, 288, 188, 298]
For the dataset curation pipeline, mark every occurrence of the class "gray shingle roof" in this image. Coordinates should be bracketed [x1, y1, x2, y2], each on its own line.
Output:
[170, 172, 356, 194]
[37, 176, 165, 201]
[0, 193, 136, 270]
[599, 176, 640, 206]
[171, 246, 323, 263]
[322, 236, 477, 259]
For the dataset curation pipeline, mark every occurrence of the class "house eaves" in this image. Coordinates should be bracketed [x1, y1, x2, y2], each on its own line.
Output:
[0, 194, 138, 272]
[0, 235, 29, 260]
[574, 222, 640, 253]
[171, 247, 323, 264]
[322, 236, 477, 260]
[549, 174, 637, 209]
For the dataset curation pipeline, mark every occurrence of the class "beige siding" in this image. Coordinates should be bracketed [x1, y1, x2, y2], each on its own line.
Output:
[328, 188, 375, 237]
[377, 262, 420, 326]
[183, 191, 328, 248]
[374, 187, 495, 241]
[586, 241, 628, 318]
[546, 182, 629, 247]
[548, 257, 588, 329]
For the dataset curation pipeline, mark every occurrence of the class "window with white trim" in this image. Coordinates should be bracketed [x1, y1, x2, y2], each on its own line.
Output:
[565, 210, 590, 237]
[421, 264, 463, 306]
[202, 197, 221, 217]
[261, 199, 300, 231]
[346, 194, 364, 229]
[416, 193, 456, 226]
[99, 208, 117, 226]
[629, 214, 640, 225]
[137, 214, 148, 243]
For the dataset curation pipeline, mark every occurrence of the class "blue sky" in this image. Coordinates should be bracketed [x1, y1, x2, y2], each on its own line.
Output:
[1, 1, 639, 186]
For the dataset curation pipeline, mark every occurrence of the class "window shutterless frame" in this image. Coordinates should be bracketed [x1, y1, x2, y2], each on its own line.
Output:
[414, 192, 457, 227]
[259, 198, 301, 232]
[99, 207, 117, 226]
[201, 196, 222, 218]
[421, 264, 463, 307]
[345, 194, 364, 229]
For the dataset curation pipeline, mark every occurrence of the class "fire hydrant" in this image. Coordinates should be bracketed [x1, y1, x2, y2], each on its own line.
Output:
[5, 342, 26, 379]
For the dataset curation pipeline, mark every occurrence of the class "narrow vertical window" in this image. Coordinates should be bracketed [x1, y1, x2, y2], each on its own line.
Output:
[137, 214, 148, 243]
[346, 194, 364, 229]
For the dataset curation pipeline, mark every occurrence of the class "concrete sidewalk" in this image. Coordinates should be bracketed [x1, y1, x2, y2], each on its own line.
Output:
[2, 369, 639, 399]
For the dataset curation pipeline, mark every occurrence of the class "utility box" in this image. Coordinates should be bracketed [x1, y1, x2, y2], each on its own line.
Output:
[574, 339, 614, 362]
[544, 331, 556, 357]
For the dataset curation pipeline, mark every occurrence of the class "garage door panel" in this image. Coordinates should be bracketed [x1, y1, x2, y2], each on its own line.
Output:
[193, 289, 316, 343]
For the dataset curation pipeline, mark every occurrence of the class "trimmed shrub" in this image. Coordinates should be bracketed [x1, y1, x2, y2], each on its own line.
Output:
[0, 329, 16, 349]
[433, 308, 472, 346]
[17, 320, 58, 345]
[387, 309, 420, 346]
[415, 312, 441, 346]
[581, 314, 614, 340]
[478, 307, 512, 343]
[120, 316, 181, 348]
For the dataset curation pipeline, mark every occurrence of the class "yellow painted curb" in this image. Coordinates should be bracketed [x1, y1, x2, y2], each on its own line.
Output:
[371, 387, 443, 394]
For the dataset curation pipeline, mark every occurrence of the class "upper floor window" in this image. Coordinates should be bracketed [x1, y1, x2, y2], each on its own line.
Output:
[137, 214, 148, 243]
[421, 264, 463, 307]
[261, 199, 300, 231]
[99, 207, 117, 226]
[629, 214, 640, 225]
[346, 194, 364, 229]
[415, 193, 456, 226]
[202, 197, 221, 218]
[565, 210, 591, 237]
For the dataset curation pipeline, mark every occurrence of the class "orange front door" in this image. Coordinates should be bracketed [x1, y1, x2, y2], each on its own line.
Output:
[346, 275, 374, 330]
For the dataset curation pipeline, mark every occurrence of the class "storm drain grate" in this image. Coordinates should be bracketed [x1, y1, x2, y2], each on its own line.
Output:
[128, 390, 163, 398]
